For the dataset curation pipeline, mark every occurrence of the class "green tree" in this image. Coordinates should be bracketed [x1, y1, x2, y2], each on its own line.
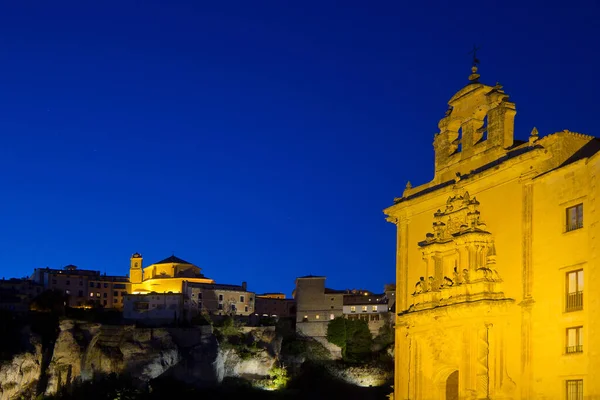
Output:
[345, 319, 373, 362]
[326, 317, 347, 355]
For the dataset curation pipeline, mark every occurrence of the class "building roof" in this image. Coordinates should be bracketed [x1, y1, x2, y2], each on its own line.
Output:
[153, 255, 194, 265]
[297, 275, 326, 279]
[186, 282, 249, 292]
[343, 293, 388, 305]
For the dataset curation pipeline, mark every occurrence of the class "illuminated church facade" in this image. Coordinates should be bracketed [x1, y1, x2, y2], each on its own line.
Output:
[384, 65, 598, 399]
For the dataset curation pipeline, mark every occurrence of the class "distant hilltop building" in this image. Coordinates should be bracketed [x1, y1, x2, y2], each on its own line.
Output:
[32, 265, 129, 308]
[293, 276, 395, 338]
[128, 253, 214, 294]
[384, 64, 599, 399]
[125, 253, 255, 323]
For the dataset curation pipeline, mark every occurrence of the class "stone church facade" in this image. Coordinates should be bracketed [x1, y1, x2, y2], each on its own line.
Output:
[384, 65, 599, 399]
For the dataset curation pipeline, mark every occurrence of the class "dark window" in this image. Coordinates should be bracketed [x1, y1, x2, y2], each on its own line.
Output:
[566, 380, 583, 400]
[66, 280, 70, 285]
[52, 279, 57, 284]
[240, 295, 245, 302]
[96, 283, 100, 288]
[90, 282, 94, 287]
[566, 204, 584, 232]
[114, 291, 118, 297]
[79, 280, 83, 286]
[218, 304, 223, 310]
[104, 283, 108, 288]
[566, 270, 583, 312]
[121, 291, 127, 296]
[103, 293, 107, 298]
[245, 306, 248, 312]
[218, 294, 223, 301]
[78, 290, 83, 297]
[103, 300, 107, 306]
[114, 284, 126, 289]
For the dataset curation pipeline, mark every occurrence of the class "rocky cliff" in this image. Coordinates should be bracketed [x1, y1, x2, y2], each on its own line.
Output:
[0, 327, 42, 400]
[0, 319, 392, 399]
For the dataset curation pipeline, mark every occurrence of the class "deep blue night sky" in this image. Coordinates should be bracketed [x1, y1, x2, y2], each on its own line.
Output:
[0, 1, 598, 296]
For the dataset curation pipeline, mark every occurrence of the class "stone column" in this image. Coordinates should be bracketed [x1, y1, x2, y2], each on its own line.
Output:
[520, 179, 534, 399]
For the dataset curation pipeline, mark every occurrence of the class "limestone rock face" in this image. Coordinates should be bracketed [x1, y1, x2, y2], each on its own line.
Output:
[325, 362, 393, 387]
[0, 329, 42, 400]
[220, 348, 276, 380]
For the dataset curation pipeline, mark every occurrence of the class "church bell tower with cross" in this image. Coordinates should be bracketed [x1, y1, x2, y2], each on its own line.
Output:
[432, 48, 517, 184]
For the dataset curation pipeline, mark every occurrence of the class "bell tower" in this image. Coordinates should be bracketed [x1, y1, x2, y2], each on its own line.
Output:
[433, 62, 516, 183]
[130, 252, 143, 284]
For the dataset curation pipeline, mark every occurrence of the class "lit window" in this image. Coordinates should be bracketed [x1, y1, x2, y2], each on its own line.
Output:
[566, 270, 584, 312]
[89, 292, 94, 297]
[65, 290, 71, 295]
[316, 315, 320, 320]
[566, 379, 583, 400]
[566, 204, 583, 232]
[362, 306, 367, 312]
[303, 315, 308, 322]
[372, 305, 377, 311]
[350, 306, 356, 312]
[330, 314, 334, 320]
[96, 293, 100, 298]
[566, 326, 583, 354]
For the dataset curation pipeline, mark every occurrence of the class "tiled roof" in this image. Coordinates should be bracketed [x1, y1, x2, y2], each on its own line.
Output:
[153, 255, 194, 265]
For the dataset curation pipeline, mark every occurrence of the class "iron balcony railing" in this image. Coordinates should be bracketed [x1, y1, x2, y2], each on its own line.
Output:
[566, 291, 583, 312]
[566, 345, 583, 354]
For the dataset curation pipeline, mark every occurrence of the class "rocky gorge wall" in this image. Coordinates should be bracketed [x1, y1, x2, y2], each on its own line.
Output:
[0, 318, 392, 399]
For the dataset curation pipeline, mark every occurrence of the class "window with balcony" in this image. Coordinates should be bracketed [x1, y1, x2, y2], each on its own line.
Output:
[566, 270, 583, 312]
[362, 306, 367, 312]
[566, 326, 583, 354]
[350, 306, 356, 313]
[566, 204, 583, 232]
[372, 305, 377, 311]
[566, 379, 583, 400]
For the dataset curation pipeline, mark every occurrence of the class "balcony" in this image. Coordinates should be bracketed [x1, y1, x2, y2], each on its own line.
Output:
[565, 291, 583, 312]
[566, 345, 583, 354]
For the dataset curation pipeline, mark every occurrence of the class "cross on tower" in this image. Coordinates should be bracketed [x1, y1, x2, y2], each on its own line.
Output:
[469, 45, 481, 67]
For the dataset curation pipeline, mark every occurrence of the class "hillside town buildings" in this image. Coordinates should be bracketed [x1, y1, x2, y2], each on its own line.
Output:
[294, 275, 394, 338]
[385, 64, 599, 399]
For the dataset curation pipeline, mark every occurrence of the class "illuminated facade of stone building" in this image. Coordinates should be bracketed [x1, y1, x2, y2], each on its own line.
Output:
[384, 66, 598, 399]
[128, 253, 214, 294]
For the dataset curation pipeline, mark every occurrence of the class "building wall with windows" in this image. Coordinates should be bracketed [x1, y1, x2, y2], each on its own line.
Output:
[384, 67, 600, 399]
[255, 295, 296, 318]
[183, 281, 255, 316]
[123, 293, 186, 324]
[294, 276, 345, 337]
[0, 278, 44, 313]
[32, 265, 129, 308]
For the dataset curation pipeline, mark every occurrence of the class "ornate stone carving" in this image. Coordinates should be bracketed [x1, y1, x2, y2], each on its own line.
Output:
[409, 192, 507, 311]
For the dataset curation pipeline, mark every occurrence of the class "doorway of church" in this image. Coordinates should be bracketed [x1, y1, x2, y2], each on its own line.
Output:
[446, 370, 459, 400]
